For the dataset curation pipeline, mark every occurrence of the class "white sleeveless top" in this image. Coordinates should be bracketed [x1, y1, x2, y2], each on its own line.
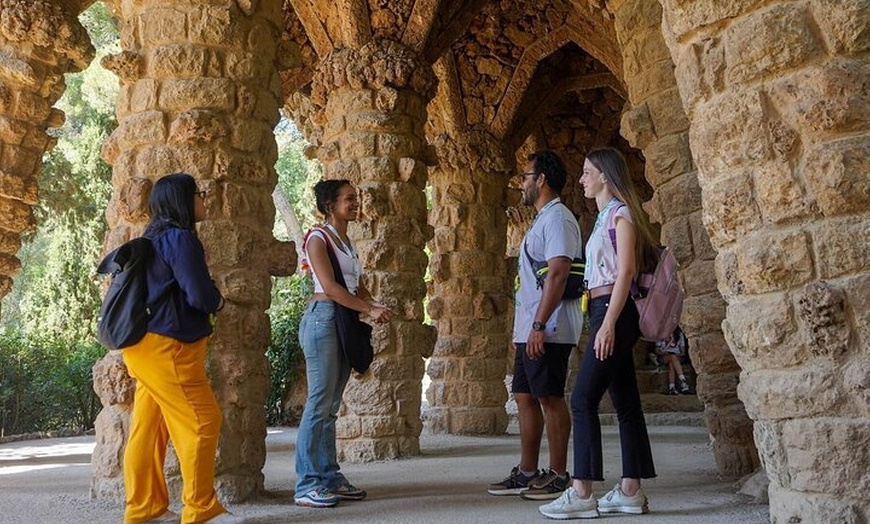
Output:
[304, 227, 361, 294]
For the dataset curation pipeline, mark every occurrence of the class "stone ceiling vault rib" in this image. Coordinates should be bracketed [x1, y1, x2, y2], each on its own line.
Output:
[338, 0, 372, 48]
[432, 52, 467, 137]
[490, 24, 574, 140]
[288, 0, 334, 57]
[508, 71, 623, 147]
[403, 0, 441, 53]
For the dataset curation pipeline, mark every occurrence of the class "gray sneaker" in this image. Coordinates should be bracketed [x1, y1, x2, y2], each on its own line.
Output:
[539, 487, 599, 519]
[521, 468, 570, 500]
[487, 466, 541, 495]
[597, 484, 649, 514]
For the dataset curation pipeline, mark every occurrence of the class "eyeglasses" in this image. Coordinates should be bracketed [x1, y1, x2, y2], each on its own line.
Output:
[195, 190, 209, 199]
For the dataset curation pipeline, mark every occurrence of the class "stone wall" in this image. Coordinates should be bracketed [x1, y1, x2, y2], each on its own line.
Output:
[661, 0, 869, 520]
[615, 0, 758, 476]
[92, 0, 293, 503]
[0, 1, 93, 311]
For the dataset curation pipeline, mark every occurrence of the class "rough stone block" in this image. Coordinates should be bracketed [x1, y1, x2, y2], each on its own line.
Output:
[811, 0, 870, 55]
[681, 292, 725, 335]
[645, 88, 689, 137]
[769, 57, 869, 140]
[737, 362, 838, 420]
[768, 483, 865, 524]
[689, 332, 740, 375]
[691, 90, 769, 176]
[622, 30, 672, 80]
[656, 172, 702, 221]
[148, 44, 207, 78]
[159, 78, 235, 111]
[724, 4, 822, 86]
[812, 217, 870, 280]
[130, 79, 159, 113]
[701, 173, 762, 248]
[722, 293, 799, 372]
[782, 417, 870, 498]
[217, 269, 270, 305]
[842, 275, 870, 361]
[736, 230, 814, 294]
[660, 0, 758, 41]
[682, 259, 718, 296]
[139, 8, 187, 47]
[169, 110, 229, 146]
[0, 169, 37, 205]
[689, 211, 716, 261]
[0, 195, 34, 232]
[187, 7, 238, 47]
[644, 132, 694, 187]
[628, 56, 677, 104]
[138, 144, 214, 180]
[660, 215, 692, 264]
[620, 102, 656, 149]
[213, 151, 272, 185]
[802, 137, 869, 217]
[753, 161, 816, 225]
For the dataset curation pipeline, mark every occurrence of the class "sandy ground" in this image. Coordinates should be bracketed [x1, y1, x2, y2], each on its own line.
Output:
[0, 424, 768, 523]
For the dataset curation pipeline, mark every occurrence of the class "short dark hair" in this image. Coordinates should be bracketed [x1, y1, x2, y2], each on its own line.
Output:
[527, 150, 567, 193]
[313, 179, 352, 217]
[144, 172, 198, 238]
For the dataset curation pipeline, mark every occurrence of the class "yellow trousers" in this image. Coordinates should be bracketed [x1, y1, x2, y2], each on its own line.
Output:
[122, 333, 225, 524]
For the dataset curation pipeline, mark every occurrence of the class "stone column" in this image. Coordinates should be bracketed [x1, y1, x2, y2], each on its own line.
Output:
[661, 1, 869, 520]
[613, 0, 757, 476]
[426, 128, 512, 435]
[308, 40, 437, 461]
[0, 2, 92, 310]
[92, 0, 293, 502]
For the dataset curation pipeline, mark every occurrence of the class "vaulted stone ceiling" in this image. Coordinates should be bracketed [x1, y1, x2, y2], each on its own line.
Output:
[278, 0, 626, 151]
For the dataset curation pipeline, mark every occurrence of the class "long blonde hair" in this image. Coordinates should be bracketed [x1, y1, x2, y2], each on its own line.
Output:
[586, 147, 658, 272]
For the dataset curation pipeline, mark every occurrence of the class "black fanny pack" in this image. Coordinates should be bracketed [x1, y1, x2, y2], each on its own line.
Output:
[523, 241, 585, 300]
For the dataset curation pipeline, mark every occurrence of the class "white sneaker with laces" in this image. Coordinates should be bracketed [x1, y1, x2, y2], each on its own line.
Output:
[538, 487, 599, 519]
[597, 484, 649, 514]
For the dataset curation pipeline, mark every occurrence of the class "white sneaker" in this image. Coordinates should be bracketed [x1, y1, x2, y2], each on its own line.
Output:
[597, 484, 649, 514]
[538, 487, 599, 519]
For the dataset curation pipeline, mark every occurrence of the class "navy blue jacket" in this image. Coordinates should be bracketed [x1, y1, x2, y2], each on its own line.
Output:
[146, 228, 222, 342]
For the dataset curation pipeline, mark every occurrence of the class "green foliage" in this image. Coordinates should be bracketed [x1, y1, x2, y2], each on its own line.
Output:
[274, 115, 321, 236]
[0, 329, 103, 436]
[265, 274, 312, 425]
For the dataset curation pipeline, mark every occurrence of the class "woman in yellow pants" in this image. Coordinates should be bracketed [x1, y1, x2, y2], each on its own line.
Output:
[121, 173, 232, 524]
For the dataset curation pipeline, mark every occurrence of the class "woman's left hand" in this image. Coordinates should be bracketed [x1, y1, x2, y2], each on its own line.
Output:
[594, 319, 615, 360]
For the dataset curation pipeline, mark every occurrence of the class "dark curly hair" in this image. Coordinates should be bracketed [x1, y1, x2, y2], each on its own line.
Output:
[527, 150, 568, 193]
[313, 179, 352, 217]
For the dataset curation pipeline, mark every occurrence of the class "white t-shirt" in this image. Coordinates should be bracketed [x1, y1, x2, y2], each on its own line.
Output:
[304, 228, 361, 294]
[513, 198, 584, 345]
[585, 203, 633, 290]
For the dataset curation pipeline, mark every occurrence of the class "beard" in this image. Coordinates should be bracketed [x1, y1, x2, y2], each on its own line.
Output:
[522, 186, 538, 206]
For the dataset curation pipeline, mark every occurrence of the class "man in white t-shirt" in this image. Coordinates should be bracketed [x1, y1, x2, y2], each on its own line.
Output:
[487, 151, 583, 501]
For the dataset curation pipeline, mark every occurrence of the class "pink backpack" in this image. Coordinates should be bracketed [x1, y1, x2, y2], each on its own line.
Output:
[608, 204, 685, 342]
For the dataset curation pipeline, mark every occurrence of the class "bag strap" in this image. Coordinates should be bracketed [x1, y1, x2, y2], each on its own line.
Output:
[605, 203, 641, 298]
[309, 227, 349, 291]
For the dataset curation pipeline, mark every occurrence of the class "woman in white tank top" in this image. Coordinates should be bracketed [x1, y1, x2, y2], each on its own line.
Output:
[294, 180, 392, 508]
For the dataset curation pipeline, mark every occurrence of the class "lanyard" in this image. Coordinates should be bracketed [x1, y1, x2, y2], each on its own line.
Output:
[324, 223, 357, 259]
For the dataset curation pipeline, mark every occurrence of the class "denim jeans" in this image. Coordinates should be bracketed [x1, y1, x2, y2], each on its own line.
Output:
[571, 296, 656, 480]
[295, 300, 352, 495]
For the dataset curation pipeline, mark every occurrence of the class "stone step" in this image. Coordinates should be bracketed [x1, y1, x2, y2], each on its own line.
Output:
[599, 392, 703, 413]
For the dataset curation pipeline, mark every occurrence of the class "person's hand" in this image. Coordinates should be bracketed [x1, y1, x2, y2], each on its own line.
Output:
[368, 303, 393, 324]
[526, 329, 546, 360]
[594, 319, 615, 360]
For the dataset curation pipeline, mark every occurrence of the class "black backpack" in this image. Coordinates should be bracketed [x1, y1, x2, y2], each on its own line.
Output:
[96, 237, 172, 349]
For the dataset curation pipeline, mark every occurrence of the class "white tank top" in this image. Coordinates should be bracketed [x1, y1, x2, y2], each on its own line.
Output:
[304, 227, 361, 294]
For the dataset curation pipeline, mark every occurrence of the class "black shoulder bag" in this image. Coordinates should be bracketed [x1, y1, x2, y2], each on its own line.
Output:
[318, 230, 374, 374]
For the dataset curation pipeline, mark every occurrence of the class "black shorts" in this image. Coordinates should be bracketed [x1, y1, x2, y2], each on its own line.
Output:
[511, 343, 574, 398]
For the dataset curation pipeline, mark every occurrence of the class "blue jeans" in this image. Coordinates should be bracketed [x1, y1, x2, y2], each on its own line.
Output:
[295, 301, 351, 495]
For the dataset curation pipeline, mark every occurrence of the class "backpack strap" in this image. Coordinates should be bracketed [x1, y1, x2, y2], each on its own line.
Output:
[605, 203, 642, 298]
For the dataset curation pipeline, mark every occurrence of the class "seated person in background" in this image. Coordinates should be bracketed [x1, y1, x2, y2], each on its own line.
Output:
[655, 327, 690, 395]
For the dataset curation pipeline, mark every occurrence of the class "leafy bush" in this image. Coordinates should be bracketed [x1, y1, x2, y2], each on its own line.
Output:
[0, 329, 103, 436]
[265, 274, 311, 425]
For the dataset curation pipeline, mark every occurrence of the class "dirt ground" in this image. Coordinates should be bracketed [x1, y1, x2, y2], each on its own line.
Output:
[0, 424, 768, 523]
